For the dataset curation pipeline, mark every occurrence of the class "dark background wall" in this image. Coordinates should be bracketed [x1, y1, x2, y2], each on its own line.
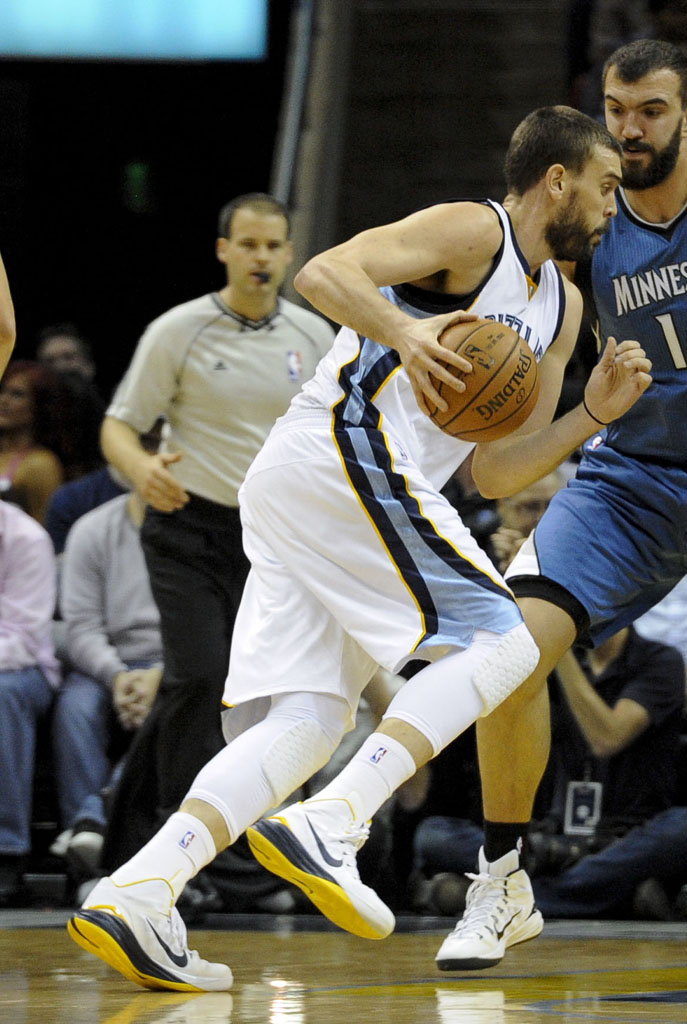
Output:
[336, 0, 569, 242]
[0, 0, 576, 399]
[0, 0, 295, 397]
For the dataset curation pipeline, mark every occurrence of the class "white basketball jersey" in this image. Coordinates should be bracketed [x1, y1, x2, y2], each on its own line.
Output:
[289, 201, 566, 489]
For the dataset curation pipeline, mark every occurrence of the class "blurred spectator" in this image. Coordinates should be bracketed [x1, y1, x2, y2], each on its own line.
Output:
[51, 489, 163, 881]
[45, 421, 162, 557]
[634, 574, 687, 675]
[35, 322, 96, 384]
[56, 373, 108, 482]
[0, 501, 59, 906]
[45, 466, 127, 557]
[490, 467, 569, 572]
[530, 626, 687, 920]
[34, 323, 108, 482]
[45, 419, 163, 561]
[0, 361, 66, 524]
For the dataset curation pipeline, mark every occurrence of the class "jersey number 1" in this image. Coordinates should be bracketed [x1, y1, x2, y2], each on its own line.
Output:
[655, 313, 687, 369]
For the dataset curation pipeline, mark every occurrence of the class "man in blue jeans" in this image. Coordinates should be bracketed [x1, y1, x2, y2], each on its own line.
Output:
[413, 624, 687, 920]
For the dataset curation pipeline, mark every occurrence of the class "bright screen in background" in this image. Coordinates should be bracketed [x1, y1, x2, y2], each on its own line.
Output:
[0, 0, 268, 60]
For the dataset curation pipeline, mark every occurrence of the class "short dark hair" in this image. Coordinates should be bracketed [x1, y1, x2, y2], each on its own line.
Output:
[602, 38, 687, 107]
[504, 105, 622, 196]
[217, 193, 290, 239]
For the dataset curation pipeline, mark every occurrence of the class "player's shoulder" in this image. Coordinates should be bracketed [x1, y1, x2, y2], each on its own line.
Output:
[423, 198, 502, 234]
[417, 199, 504, 265]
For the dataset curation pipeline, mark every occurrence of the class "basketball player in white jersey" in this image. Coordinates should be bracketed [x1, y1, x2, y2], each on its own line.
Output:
[68, 106, 651, 991]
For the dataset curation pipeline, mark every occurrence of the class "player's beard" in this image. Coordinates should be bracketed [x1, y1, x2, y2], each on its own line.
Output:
[621, 121, 682, 190]
[545, 190, 609, 262]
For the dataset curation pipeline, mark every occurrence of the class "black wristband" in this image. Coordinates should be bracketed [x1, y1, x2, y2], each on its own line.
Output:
[583, 397, 610, 426]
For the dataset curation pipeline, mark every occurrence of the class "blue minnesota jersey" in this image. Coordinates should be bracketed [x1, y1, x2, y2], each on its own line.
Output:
[592, 189, 687, 464]
[291, 200, 566, 489]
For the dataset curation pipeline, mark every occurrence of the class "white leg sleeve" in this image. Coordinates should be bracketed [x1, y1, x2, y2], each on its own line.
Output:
[383, 623, 539, 757]
[186, 690, 350, 843]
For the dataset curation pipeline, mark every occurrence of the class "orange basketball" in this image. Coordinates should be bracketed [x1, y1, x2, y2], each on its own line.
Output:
[428, 319, 540, 441]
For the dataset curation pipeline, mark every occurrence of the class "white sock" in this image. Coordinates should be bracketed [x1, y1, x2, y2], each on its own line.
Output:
[307, 732, 416, 826]
[110, 811, 217, 903]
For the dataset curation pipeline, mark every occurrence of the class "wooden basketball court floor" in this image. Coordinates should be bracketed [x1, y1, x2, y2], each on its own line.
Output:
[1, 910, 686, 1023]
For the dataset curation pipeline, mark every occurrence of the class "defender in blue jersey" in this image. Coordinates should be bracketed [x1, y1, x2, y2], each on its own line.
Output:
[435, 38, 687, 972]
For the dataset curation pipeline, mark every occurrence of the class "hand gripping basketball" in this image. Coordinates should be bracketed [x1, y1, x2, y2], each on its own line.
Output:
[427, 319, 540, 442]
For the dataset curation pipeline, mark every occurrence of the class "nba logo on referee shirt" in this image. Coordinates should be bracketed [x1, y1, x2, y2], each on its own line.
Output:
[287, 350, 303, 381]
[179, 830, 195, 849]
[370, 746, 387, 764]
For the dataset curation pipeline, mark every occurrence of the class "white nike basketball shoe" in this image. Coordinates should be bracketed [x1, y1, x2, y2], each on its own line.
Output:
[435, 847, 543, 970]
[67, 877, 233, 991]
[247, 800, 395, 939]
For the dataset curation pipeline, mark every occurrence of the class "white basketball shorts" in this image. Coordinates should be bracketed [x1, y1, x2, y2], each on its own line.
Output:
[223, 413, 523, 725]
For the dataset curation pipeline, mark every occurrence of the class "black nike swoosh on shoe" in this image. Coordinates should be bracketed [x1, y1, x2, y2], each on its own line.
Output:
[147, 921, 189, 967]
[305, 818, 344, 868]
[495, 908, 521, 939]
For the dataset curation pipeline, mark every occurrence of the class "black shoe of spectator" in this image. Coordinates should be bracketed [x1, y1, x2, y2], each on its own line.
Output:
[632, 878, 673, 921]
[0, 855, 26, 907]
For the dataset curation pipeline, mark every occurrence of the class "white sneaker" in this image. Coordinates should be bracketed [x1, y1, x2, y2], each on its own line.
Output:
[67, 822, 105, 875]
[67, 876, 233, 991]
[49, 828, 73, 858]
[246, 800, 395, 939]
[435, 847, 543, 971]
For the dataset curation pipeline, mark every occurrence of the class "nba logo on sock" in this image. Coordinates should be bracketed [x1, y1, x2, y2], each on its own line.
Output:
[370, 746, 387, 764]
[179, 830, 195, 849]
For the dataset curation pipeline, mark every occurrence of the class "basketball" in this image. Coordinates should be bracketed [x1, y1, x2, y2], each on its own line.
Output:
[427, 319, 540, 441]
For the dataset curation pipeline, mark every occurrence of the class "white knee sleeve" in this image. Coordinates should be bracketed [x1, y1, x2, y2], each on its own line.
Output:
[187, 690, 349, 840]
[382, 623, 539, 757]
[261, 716, 335, 806]
[471, 622, 540, 714]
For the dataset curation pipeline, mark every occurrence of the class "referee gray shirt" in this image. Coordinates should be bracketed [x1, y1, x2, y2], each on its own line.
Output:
[107, 293, 334, 506]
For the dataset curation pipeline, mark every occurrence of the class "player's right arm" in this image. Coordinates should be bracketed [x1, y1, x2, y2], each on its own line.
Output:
[294, 203, 503, 413]
[101, 416, 188, 513]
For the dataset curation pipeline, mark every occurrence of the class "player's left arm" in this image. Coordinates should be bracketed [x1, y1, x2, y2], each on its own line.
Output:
[471, 277, 652, 498]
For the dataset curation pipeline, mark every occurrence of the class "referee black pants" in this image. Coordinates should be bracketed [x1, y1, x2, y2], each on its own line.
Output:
[102, 493, 250, 869]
